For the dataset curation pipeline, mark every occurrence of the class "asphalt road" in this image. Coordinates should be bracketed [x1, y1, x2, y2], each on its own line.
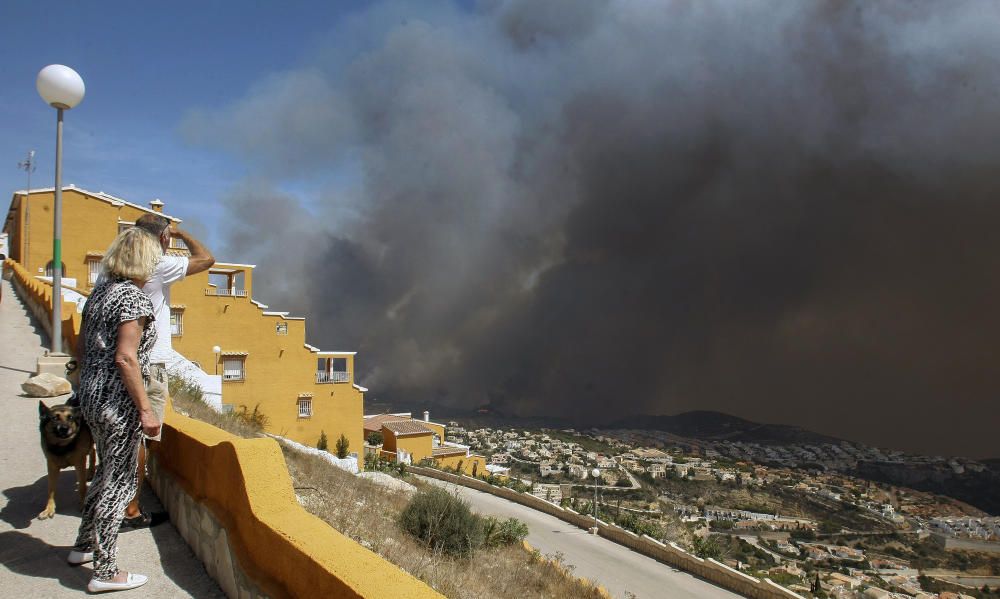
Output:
[417, 475, 741, 599]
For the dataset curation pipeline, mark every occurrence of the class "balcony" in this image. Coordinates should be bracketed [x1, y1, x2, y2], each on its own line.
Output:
[205, 288, 248, 297]
[316, 371, 349, 384]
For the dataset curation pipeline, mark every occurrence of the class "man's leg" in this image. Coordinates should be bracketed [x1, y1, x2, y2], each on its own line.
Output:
[123, 364, 167, 526]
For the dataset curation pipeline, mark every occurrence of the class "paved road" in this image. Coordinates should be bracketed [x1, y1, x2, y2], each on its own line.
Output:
[0, 279, 222, 598]
[417, 475, 741, 599]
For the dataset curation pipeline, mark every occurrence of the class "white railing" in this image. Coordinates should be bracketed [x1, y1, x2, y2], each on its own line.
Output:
[315, 371, 350, 383]
[223, 370, 245, 381]
[205, 288, 248, 297]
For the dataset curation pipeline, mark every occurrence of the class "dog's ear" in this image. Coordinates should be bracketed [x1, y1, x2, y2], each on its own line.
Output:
[39, 401, 49, 417]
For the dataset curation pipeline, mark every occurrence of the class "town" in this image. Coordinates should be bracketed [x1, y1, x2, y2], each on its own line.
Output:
[437, 422, 1000, 598]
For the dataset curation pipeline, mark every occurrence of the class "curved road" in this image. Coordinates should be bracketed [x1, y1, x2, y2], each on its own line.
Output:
[417, 476, 740, 599]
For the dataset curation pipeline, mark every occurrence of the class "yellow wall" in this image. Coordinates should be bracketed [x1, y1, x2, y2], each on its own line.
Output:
[436, 453, 488, 478]
[9, 189, 160, 289]
[423, 421, 446, 441]
[156, 404, 443, 599]
[382, 429, 433, 463]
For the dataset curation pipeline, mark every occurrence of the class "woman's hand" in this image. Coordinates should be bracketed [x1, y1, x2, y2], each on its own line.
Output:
[140, 408, 161, 438]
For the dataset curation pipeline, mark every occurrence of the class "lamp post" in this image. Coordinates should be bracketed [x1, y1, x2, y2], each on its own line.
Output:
[36, 65, 85, 355]
[591, 468, 601, 533]
[213, 346, 222, 375]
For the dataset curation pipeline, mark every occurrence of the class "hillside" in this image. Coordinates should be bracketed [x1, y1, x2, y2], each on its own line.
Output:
[607, 410, 844, 445]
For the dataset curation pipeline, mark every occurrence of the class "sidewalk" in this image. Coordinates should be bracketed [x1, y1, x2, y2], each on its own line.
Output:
[0, 278, 223, 598]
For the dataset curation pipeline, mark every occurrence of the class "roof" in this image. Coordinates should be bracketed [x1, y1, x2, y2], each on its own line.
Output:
[382, 421, 433, 437]
[364, 413, 410, 433]
[11, 186, 182, 223]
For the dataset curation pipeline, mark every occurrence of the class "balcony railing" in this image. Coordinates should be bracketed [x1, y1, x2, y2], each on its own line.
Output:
[316, 371, 350, 384]
[205, 288, 248, 297]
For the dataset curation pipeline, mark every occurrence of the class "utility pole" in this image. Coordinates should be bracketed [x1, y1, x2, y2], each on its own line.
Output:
[17, 150, 36, 261]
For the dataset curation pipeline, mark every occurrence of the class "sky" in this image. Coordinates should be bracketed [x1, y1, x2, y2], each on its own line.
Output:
[3, 1, 1000, 459]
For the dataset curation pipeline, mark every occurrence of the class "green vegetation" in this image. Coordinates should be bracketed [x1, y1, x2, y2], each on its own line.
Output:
[482, 516, 529, 548]
[400, 487, 485, 557]
[335, 433, 350, 459]
[317, 430, 328, 451]
[399, 487, 529, 557]
[367, 431, 383, 445]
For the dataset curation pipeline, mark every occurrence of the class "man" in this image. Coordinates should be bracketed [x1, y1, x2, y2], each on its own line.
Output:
[122, 213, 214, 527]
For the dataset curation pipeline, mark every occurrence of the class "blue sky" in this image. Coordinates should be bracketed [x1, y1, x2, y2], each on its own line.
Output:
[0, 0, 375, 244]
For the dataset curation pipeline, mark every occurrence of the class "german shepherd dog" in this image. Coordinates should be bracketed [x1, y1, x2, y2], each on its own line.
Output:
[38, 401, 96, 519]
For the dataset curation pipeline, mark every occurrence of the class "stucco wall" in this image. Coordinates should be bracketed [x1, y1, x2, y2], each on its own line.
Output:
[151, 408, 444, 599]
[12, 189, 157, 288]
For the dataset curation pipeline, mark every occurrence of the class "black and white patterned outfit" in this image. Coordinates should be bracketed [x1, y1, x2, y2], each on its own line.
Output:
[72, 277, 155, 580]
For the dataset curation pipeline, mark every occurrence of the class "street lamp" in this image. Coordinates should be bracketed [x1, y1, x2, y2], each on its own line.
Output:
[212, 346, 222, 375]
[591, 468, 601, 533]
[36, 65, 85, 355]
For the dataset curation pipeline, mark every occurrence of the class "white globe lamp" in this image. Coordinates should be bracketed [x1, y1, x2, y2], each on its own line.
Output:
[35, 64, 85, 355]
[37, 65, 86, 109]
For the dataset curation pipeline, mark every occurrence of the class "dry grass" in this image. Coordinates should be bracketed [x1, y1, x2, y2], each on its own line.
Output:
[284, 449, 608, 599]
[170, 389, 607, 599]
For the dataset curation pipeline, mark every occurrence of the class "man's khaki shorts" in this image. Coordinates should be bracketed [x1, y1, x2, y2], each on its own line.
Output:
[145, 363, 169, 441]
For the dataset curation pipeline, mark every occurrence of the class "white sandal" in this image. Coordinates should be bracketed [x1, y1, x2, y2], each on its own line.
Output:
[87, 572, 148, 593]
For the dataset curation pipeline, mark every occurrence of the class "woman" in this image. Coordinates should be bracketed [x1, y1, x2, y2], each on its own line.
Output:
[67, 226, 162, 593]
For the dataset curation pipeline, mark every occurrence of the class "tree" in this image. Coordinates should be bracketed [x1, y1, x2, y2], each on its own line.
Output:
[335, 433, 350, 459]
[366, 431, 383, 446]
[316, 431, 328, 451]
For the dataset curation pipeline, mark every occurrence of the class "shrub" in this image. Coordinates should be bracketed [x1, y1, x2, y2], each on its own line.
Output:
[234, 404, 269, 431]
[367, 431, 383, 445]
[167, 374, 205, 403]
[317, 431, 328, 451]
[400, 487, 484, 557]
[482, 516, 529, 548]
[335, 433, 350, 459]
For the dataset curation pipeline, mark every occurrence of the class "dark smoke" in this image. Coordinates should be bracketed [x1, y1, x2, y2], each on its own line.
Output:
[181, 0, 1000, 458]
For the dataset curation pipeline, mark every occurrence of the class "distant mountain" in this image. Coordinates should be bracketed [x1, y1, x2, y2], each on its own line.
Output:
[606, 410, 845, 445]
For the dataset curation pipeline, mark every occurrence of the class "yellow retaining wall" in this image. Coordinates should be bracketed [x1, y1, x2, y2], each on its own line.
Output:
[155, 413, 442, 599]
[7, 257, 441, 599]
[4, 258, 82, 353]
[434, 453, 488, 478]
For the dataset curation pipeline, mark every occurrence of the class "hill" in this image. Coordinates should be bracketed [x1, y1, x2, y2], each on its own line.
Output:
[606, 410, 844, 445]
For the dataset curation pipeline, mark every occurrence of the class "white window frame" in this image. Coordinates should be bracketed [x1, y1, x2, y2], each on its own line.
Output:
[297, 397, 312, 418]
[169, 309, 183, 337]
[276, 322, 288, 336]
[222, 356, 246, 382]
[87, 257, 102, 285]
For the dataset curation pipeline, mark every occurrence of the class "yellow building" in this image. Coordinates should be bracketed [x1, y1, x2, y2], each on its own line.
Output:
[3, 186, 179, 289]
[4, 187, 364, 457]
[365, 412, 487, 477]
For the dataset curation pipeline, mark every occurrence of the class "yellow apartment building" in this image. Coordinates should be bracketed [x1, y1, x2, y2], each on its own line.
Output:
[4, 187, 365, 457]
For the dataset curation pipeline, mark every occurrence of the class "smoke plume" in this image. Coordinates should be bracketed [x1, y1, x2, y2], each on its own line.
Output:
[181, 0, 1000, 458]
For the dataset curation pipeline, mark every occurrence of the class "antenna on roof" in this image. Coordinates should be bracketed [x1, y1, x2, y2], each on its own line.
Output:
[17, 150, 36, 193]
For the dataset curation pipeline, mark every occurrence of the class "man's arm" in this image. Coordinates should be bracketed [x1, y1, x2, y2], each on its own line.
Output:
[172, 227, 215, 275]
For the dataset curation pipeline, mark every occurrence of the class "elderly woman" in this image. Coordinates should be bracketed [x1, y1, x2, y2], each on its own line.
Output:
[67, 227, 162, 593]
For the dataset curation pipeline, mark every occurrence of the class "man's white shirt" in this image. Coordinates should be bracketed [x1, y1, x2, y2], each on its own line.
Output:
[144, 256, 188, 363]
